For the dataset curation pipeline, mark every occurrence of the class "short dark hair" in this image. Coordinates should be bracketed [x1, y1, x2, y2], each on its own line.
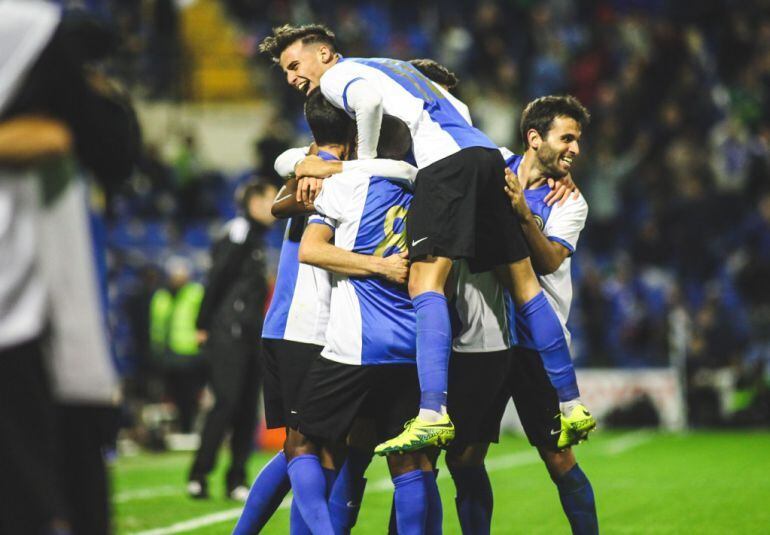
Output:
[377, 115, 412, 160]
[520, 95, 591, 149]
[305, 90, 411, 160]
[409, 59, 459, 89]
[304, 88, 354, 147]
[259, 24, 336, 63]
[237, 178, 274, 210]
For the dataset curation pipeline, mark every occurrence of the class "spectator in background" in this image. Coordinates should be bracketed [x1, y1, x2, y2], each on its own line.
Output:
[150, 257, 205, 433]
[188, 179, 277, 501]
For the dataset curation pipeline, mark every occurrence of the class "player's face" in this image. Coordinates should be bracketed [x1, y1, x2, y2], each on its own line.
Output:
[536, 116, 582, 178]
[279, 41, 331, 96]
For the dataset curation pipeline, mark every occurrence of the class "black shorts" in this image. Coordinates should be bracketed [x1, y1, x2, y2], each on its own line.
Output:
[447, 350, 511, 448]
[296, 357, 420, 443]
[261, 338, 323, 429]
[407, 147, 530, 272]
[508, 347, 561, 451]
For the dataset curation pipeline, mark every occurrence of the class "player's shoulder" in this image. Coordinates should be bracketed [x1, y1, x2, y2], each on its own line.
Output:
[321, 169, 371, 197]
[552, 190, 588, 214]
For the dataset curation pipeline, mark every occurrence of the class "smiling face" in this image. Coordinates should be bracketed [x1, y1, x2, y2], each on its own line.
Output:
[529, 115, 582, 178]
[279, 40, 336, 96]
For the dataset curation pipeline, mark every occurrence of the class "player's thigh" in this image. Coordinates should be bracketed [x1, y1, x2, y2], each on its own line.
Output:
[408, 256, 453, 297]
[493, 257, 542, 305]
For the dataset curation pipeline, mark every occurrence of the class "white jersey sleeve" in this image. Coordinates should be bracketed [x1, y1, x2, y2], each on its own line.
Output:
[321, 63, 382, 159]
[543, 194, 588, 253]
[342, 159, 418, 187]
[274, 146, 310, 178]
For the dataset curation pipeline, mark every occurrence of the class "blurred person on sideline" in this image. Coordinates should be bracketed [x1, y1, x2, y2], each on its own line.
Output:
[187, 179, 277, 500]
[150, 257, 205, 433]
[0, 2, 140, 533]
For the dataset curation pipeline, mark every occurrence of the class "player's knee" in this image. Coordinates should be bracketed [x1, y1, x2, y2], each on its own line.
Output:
[283, 428, 316, 460]
[538, 447, 576, 482]
[446, 443, 489, 469]
[386, 451, 423, 477]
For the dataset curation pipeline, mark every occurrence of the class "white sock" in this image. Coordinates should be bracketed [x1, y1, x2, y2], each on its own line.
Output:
[559, 398, 583, 417]
[418, 406, 446, 423]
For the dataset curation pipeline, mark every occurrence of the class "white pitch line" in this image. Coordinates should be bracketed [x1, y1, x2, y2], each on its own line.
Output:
[115, 486, 181, 504]
[132, 509, 243, 535]
[130, 431, 653, 534]
[602, 430, 653, 455]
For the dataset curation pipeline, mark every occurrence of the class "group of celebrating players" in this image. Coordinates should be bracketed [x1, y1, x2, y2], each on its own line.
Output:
[231, 23, 599, 535]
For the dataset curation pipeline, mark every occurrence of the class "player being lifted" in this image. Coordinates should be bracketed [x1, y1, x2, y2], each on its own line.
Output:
[409, 58, 598, 534]
[259, 24, 595, 452]
[268, 90, 440, 534]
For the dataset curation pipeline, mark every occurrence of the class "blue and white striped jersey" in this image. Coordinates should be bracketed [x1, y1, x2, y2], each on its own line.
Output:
[320, 58, 496, 168]
[504, 152, 589, 348]
[311, 171, 415, 366]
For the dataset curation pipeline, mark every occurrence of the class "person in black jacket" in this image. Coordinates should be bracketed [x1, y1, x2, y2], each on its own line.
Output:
[188, 178, 278, 500]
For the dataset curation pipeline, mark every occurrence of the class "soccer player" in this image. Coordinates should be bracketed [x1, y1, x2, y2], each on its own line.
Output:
[260, 24, 591, 454]
[498, 96, 597, 533]
[405, 59, 597, 533]
[233, 105, 416, 534]
[273, 89, 440, 534]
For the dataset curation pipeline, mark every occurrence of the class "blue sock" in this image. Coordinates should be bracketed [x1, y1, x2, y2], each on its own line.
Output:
[413, 291, 451, 411]
[393, 470, 428, 535]
[290, 500, 312, 535]
[286, 455, 335, 535]
[423, 470, 443, 534]
[233, 451, 292, 534]
[322, 467, 338, 497]
[449, 465, 493, 535]
[329, 449, 372, 533]
[556, 464, 598, 535]
[518, 292, 580, 401]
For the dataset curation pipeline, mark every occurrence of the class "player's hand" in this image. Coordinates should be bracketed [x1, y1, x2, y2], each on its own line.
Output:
[196, 330, 208, 345]
[544, 175, 580, 207]
[380, 250, 409, 284]
[295, 155, 340, 179]
[503, 167, 529, 218]
[296, 176, 324, 204]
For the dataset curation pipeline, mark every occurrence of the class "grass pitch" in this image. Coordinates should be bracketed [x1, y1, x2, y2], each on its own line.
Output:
[114, 430, 769, 534]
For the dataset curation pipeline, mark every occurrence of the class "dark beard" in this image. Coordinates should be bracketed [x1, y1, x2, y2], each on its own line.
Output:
[537, 144, 568, 178]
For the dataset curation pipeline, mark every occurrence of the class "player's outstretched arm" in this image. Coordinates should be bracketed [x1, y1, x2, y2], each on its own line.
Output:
[295, 156, 418, 186]
[272, 177, 316, 218]
[0, 115, 72, 166]
[330, 78, 382, 159]
[504, 167, 571, 275]
[298, 223, 409, 284]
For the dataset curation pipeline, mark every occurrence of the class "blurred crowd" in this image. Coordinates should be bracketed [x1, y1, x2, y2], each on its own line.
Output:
[66, 0, 770, 427]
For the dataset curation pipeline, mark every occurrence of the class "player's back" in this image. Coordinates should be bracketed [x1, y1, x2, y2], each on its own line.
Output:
[313, 172, 415, 366]
[262, 216, 331, 345]
[320, 58, 495, 168]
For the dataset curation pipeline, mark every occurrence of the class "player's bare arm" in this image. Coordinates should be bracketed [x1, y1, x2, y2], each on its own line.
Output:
[298, 223, 409, 284]
[0, 115, 72, 166]
[504, 167, 571, 275]
[272, 176, 315, 218]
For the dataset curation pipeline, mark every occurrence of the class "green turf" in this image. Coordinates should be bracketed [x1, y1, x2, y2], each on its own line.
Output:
[114, 430, 770, 534]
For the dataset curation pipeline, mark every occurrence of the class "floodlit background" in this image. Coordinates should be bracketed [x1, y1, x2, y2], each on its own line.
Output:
[49, 0, 770, 532]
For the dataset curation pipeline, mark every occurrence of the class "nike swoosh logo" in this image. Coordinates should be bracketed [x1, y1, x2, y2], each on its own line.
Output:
[550, 429, 561, 435]
[274, 193, 294, 203]
[411, 237, 429, 246]
[346, 501, 358, 508]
